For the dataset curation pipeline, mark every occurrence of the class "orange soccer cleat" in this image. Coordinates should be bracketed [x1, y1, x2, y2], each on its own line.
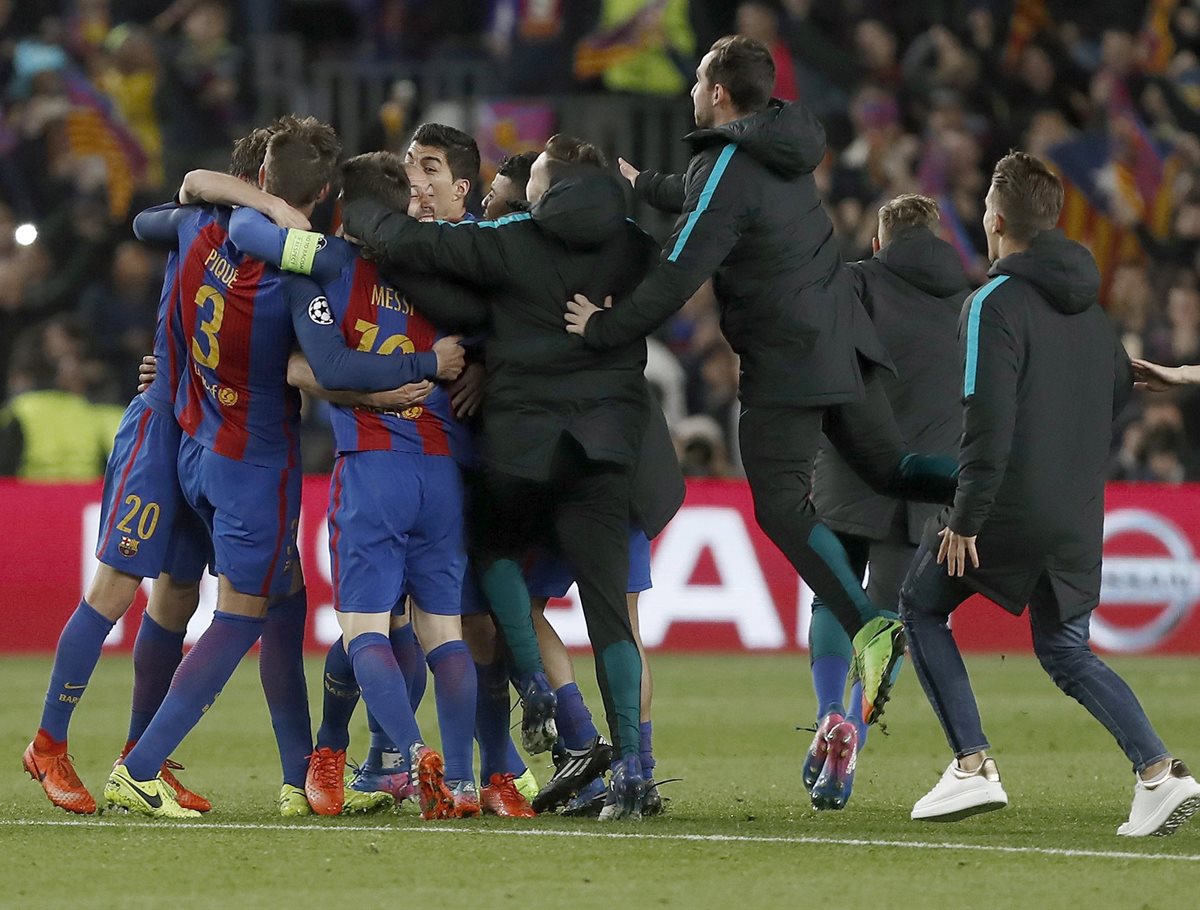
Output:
[305, 747, 347, 816]
[117, 742, 213, 813]
[481, 773, 537, 818]
[411, 744, 455, 820]
[23, 730, 96, 815]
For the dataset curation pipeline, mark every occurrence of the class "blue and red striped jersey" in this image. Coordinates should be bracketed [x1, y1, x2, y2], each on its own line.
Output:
[227, 208, 470, 464]
[133, 203, 223, 418]
[326, 251, 472, 463]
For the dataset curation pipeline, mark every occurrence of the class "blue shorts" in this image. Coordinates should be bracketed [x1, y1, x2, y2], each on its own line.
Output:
[457, 567, 487, 616]
[525, 527, 653, 599]
[177, 434, 299, 598]
[329, 451, 466, 615]
[95, 397, 210, 583]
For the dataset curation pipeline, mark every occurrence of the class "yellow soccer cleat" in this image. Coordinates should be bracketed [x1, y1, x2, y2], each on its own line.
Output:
[278, 784, 313, 818]
[341, 788, 394, 815]
[513, 767, 539, 804]
[104, 765, 200, 819]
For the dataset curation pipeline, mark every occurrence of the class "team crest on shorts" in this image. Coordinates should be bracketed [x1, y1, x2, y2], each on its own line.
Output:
[402, 406, 423, 419]
[218, 387, 239, 407]
[118, 536, 139, 557]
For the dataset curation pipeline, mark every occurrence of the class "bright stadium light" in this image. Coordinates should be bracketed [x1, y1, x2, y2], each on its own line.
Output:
[14, 223, 37, 246]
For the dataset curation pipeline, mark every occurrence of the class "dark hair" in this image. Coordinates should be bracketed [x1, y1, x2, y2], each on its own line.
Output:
[411, 122, 481, 188]
[878, 194, 940, 238]
[263, 117, 341, 207]
[991, 151, 1063, 243]
[497, 151, 538, 191]
[543, 134, 608, 169]
[340, 152, 410, 213]
[229, 127, 274, 181]
[706, 35, 775, 114]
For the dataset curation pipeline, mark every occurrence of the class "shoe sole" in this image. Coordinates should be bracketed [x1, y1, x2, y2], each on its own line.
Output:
[521, 713, 558, 755]
[415, 752, 455, 820]
[1152, 794, 1200, 836]
[23, 748, 96, 815]
[811, 723, 858, 811]
[912, 799, 1008, 822]
[864, 626, 906, 726]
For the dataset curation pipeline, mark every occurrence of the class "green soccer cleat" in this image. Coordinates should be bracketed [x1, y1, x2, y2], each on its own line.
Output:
[104, 765, 201, 819]
[278, 784, 313, 818]
[852, 616, 906, 727]
[513, 767, 539, 804]
[341, 788, 394, 815]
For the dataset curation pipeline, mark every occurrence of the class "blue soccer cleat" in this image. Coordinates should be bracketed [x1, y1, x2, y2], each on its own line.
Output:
[599, 755, 646, 821]
[517, 672, 558, 755]
[802, 712, 845, 793]
[561, 775, 608, 817]
[811, 718, 859, 810]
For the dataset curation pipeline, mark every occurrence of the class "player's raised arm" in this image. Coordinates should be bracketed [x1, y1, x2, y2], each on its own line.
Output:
[178, 169, 311, 230]
[341, 197, 513, 287]
[228, 207, 346, 284]
[575, 146, 751, 349]
[287, 275, 453, 390]
[948, 292, 1022, 540]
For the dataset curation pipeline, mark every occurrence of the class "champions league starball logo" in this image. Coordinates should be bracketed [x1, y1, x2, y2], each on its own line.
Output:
[1095, 509, 1200, 653]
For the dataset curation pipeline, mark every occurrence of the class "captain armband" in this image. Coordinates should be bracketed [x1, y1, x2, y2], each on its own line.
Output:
[281, 229, 325, 275]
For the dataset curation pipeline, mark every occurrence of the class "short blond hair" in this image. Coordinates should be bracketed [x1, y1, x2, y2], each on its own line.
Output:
[878, 194, 940, 239]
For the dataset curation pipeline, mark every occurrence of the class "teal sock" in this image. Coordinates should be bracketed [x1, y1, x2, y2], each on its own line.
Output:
[479, 559, 543, 677]
[599, 641, 642, 759]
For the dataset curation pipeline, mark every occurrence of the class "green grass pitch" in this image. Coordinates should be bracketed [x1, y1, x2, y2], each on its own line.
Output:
[1, 652, 1197, 909]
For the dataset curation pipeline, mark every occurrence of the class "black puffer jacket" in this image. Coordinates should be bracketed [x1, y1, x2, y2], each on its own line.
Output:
[342, 173, 660, 482]
[581, 99, 891, 406]
[814, 227, 969, 542]
[929, 229, 1132, 621]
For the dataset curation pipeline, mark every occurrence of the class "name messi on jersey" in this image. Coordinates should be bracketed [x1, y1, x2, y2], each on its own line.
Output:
[371, 284, 412, 314]
[204, 249, 239, 286]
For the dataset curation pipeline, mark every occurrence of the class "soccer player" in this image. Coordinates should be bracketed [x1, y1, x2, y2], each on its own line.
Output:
[343, 147, 661, 819]
[482, 151, 537, 219]
[22, 128, 308, 816]
[564, 36, 959, 728]
[901, 152, 1200, 837]
[804, 194, 969, 810]
[103, 122, 453, 819]
[229, 152, 481, 818]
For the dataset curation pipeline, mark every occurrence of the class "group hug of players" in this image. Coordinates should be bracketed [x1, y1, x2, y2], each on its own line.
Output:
[21, 34, 1200, 835]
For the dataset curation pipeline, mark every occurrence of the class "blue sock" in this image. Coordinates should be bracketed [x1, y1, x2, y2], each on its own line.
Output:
[427, 640, 477, 784]
[259, 588, 312, 787]
[317, 638, 359, 752]
[848, 679, 868, 749]
[40, 600, 115, 742]
[639, 720, 655, 775]
[555, 682, 600, 751]
[475, 657, 525, 779]
[123, 611, 264, 781]
[349, 632, 422, 763]
[390, 624, 427, 713]
[811, 655, 850, 719]
[127, 612, 185, 745]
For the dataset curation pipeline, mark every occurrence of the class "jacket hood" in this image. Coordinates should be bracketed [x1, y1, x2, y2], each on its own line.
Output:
[990, 229, 1099, 315]
[876, 227, 971, 298]
[531, 171, 626, 249]
[686, 100, 825, 178]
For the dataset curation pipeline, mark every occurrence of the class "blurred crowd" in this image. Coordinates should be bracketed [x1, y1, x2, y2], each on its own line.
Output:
[3, 0, 1200, 482]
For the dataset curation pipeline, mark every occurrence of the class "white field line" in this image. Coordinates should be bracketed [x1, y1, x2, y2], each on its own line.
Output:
[1, 818, 1197, 862]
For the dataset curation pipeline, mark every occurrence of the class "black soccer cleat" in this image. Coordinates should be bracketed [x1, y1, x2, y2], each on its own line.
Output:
[531, 735, 614, 813]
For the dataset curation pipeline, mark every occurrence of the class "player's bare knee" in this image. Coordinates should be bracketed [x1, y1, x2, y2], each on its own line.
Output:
[85, 564, 144, 621]
[146, 572, 201, 633]
[412, 604, 462, 651]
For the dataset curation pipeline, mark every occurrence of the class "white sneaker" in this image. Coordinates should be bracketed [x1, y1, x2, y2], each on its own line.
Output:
[1118, 759, 1200, 837]
[911, 757, 1008, 821]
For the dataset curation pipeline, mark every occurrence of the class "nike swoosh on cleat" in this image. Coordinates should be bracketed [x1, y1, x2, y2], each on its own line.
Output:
[125, 778, 163, 809]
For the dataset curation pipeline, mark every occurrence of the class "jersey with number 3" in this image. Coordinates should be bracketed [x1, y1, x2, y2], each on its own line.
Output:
[172, 211, 317, 468]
